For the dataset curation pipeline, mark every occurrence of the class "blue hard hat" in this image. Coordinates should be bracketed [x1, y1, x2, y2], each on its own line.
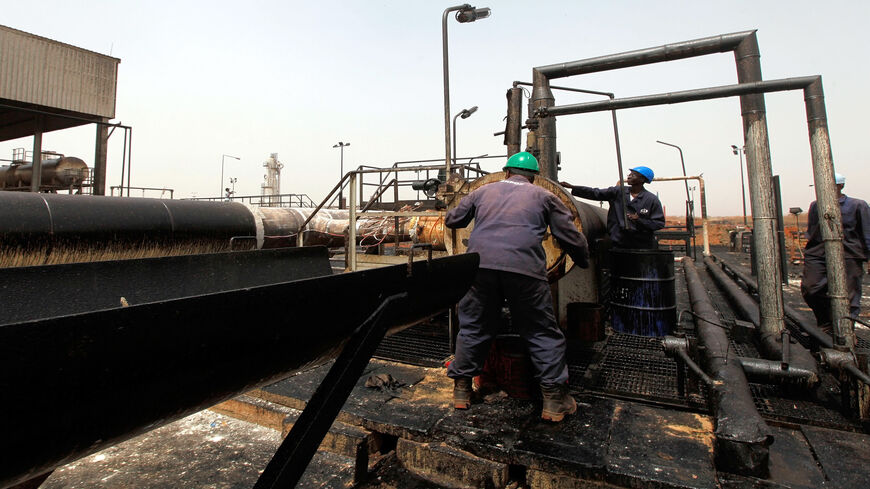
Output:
[630, 166, 655, 183]
[835, 173, 846, 185]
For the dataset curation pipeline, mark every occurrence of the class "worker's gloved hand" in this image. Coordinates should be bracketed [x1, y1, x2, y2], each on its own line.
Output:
[558, 181, 573, 189]
[572, 251, 590, 269]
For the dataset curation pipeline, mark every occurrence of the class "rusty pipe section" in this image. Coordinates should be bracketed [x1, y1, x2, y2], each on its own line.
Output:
[737, 357, 818, 387]
[683, 257, 772, 477]
[703, 256, 819, 387]
[504, 87, 523, 156]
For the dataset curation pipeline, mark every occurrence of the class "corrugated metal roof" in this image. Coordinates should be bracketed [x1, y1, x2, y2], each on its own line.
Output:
[0, 24, 120, 118]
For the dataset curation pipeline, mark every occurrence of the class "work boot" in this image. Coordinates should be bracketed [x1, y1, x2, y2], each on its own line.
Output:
[540, 383, 577, 422]
[453, 377, 474, 410]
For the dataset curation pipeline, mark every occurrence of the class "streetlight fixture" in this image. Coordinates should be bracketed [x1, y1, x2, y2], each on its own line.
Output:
[731, 145, 748, 226]
[220, 154, 240, 198]
[452, 105, 478, 167]
[442, 4, 491, 177]
[333, 142, 350, 209]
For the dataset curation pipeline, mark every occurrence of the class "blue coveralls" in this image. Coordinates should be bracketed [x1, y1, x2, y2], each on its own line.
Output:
[568, 185, 665, 249]
[445, 175, 589, 386]
[801, 195, 870, 322]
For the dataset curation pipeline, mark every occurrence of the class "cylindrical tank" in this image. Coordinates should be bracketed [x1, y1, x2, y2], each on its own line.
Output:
[609, 249, 676, 336]
[0, 156, 90, 188]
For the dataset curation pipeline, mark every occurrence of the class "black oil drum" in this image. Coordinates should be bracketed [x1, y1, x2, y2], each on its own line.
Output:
[609, 249, 676, 336]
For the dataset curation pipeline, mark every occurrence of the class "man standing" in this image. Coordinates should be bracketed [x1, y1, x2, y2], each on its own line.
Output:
[560, 166, 665, 249]
[445, 152, 590, 422]
[801, 173, 870, 329]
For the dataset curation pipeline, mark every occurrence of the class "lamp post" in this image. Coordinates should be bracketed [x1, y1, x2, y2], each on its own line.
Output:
[731, 145, 748, 226]
[452, 105, 478, 167]
[220, 154, 239, 199]
[333, 142, 350, 209]
[442, 4, 490, 177]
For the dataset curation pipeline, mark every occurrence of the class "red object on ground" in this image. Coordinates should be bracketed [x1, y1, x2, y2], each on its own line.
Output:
[475, 336, 536, 400]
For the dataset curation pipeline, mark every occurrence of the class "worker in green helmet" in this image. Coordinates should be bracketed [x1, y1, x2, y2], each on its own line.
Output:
[445, 151, 590, 422]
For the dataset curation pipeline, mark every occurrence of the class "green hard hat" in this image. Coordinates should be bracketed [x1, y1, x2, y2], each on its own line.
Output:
[503, 152, 539, 173]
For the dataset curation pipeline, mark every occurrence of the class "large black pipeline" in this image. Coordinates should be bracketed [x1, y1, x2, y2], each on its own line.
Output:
[0, 249, 479, 488]
[716, 255, 834, 349]
[703, 256, 819, 387]
[682, 257, 772, 476]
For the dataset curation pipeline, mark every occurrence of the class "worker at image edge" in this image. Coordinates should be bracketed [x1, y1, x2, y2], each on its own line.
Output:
[801, 172, 870, 330]
[444, 151, 589, 423]
[560, 166, 665, 249]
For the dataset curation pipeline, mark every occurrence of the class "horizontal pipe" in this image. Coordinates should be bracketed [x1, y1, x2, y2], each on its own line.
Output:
[716, 256, 834, 349]
[703, 257, 819, 385]
[535, 30, 756, 79]
[539, 77, 820, 117]
[738, 357, 818, 387]
[0, 251, 479, 488]
[682, 257, 772, 476]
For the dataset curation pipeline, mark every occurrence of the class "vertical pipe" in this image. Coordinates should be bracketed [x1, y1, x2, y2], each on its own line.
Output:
[30, 116, 43, 193]
[94, 119, 109, 196]
[772, 176, 789, 284]
[699, 177, 711, 256]
[348, 172, 358, 272]
[531, 69, 557, 180]
[804, 78, 854, 348]
[119, 128, 128, 197]
[734, 32, 785, 340]
[505, 87, 523, 156]
[126, 128, 133, 197]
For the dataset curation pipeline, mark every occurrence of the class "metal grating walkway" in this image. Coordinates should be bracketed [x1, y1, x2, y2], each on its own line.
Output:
[374, 321, 452, 367]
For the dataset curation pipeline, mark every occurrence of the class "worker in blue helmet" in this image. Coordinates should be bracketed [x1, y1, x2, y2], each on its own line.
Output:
[560, 166, 665, 249]
[445, 152, 590, 422]
[801, 172, 870, 331]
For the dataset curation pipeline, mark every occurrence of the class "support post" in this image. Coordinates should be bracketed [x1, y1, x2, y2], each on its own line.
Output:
[93, 119, 109, 196]
[530, 69, 557, 180]
[30, 116, 43, 193]
[348, 172, 358, 272]
[505, 87, 523, 156]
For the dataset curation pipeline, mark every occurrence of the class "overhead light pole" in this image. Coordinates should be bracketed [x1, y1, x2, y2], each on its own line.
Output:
[731, 145, 748, 226]
[220, 154, 239, 199]
[333, 142, 350, 209]
[452, 105, 478, 167]
[442, 4, 490, 177]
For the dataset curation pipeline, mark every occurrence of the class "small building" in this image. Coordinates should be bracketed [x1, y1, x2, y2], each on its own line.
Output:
[0, 24, 120, 194]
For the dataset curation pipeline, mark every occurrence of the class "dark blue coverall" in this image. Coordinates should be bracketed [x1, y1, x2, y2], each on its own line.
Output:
[445, 175, 590, 386]
[569, 185, 665, 249]
[801, 195, 870, 323]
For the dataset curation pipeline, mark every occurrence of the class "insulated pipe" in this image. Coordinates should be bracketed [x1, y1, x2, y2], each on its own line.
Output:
[804, 78, 854, 349]
[703, 256, 819, 387]
[537, 77, 820, 117]
[535, 31, 756, 79]
[716, 256, 834, 349]
[530, 69, 557, 180]
[683, 257, 772, 476]
[735, 32, 787, 346]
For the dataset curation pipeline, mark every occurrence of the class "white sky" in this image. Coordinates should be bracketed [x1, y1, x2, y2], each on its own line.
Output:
[2, 0, 867, 216]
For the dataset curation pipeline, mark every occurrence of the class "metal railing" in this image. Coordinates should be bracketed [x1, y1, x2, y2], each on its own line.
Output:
[185, 193, 316, 207]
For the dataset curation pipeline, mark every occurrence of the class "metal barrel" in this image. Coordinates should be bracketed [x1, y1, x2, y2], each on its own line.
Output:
[609, 249, 676, 336]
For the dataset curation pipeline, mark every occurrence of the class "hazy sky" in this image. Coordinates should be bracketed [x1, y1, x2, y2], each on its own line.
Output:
[2, 1, 867, 216]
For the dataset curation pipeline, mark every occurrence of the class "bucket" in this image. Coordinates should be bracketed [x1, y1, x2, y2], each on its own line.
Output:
[476, 335, 535, 400]
[566, 302, 605, 342]
[609, 249, 676, 336]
